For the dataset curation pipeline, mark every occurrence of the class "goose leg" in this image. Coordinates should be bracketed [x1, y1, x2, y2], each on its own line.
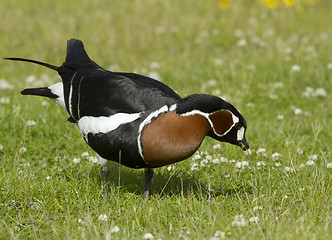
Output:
[142, 168, 154, 200]
[96, 154, 111, 202]
[100, 166, 109, 201]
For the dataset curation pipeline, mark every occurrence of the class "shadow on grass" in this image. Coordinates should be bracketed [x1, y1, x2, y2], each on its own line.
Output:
[95, 162, 253, 199]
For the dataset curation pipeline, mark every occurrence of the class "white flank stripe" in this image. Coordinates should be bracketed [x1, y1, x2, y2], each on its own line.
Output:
[68, 81, 73, 116]
[68, 71, 80, 116]
[77, 113, 141, 139]
[48, 82, 66, 111]
[137, 105, 170, 161]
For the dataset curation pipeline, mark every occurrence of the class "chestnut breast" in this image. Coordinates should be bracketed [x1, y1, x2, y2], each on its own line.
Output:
[141, 111, 211, 167]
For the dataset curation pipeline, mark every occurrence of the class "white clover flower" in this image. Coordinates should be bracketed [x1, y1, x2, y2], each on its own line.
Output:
[98, 214, 108, 221]
[211, 159, 221, 165]
[213, 144, 221, 149]
[191, 163, 199, 171]
[231, 214, 247, 227]
[302, 87, 314, 97]
[246, 64, 255, 70]
[291, 65, 301, 72]
[214, 230, 225, 238]
[235, 161, 249, 169]
[244, 149, 252, 155]
[220, 157, 228, 162]
[88, 156, 98, 164]
[206, 155, 213, 161]
[41, 101, 49, 106]
[256, 148, 266, 156]
[207, 79, 217, 86]
[299, 163, 306, 169]
[209, 237, 220, 240]
[143, 233, 154, 239]
[314, 88, 327, 97]
[214, 58, 223, 66]
[247, 102, 255, 107]
[327, 163, 332, 169]
[249, 216, 259, 224]
[272, 152, 282, 161]
[297, 148, 304, 154]
[149, 62, 162, 69]
[0, 97, 10, 104]
[257, 161, 265, 168]
[234, 29, 244, 37]
[285, 166, 294, 172]
[81, 151, 89, 157]
[26, 120, 36, 126]
[269, 94, 278, 100]
[73, 158, 81, 164]
[0, 144, 3, 150]
[277, 115, 284, 120]
[308, 154, 318, 161]
[284, 47, 293, 54]
[19, 163, 31, 167]
[200, 159, 209, 167]
[285, 139, 293, 146]
[25, 75, 37, 83]
[225, 174, 230, 178]
[200, 151, 208, 156]
[306, 160, 315, 166]
[275, 162, 281, 167]
[110, 225, 120, 233]
[167, 165, 175, 171]
[327, 63, 332, 69]
[0, 79, 14, 89]
[192, 153, 201, 160]
[19, 147, 27, 154]
[77, 219, 84, 224]
[293, 108, 303, 115]
[237, 38, 247, 47]
[253, 206, 263, 211]
[229, 159, 236, 163]
[46, 176, 51, 180]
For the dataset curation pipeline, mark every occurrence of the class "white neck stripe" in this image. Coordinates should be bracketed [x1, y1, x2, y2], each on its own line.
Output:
[180, 109, 239, 137]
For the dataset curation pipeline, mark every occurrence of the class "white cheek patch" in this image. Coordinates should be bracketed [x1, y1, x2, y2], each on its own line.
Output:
[237, 127, 245, 141]
[77, 113, 141, 139]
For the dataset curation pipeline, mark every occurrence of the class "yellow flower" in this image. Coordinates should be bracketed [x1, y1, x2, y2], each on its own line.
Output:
[284, 0, 295, 6]
[258, 0, 282, 8]
[218, 0, 231, 9]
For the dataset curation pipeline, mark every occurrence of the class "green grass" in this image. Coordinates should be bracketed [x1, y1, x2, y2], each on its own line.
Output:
[0, 0, 331, 239]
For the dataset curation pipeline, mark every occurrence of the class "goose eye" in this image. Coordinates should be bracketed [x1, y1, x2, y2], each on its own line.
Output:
[234, 122, 241, 130]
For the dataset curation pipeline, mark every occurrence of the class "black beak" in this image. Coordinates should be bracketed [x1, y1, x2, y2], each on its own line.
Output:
[238, 137, 249, 151]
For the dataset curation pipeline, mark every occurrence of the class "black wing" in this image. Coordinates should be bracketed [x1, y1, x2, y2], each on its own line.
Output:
[60, 39, 181, 120]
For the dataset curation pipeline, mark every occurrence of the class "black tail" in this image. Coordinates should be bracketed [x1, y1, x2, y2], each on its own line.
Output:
[65, 39, 92, 63]
[3, 57, 58, 71]
[21, 87, 58, 98]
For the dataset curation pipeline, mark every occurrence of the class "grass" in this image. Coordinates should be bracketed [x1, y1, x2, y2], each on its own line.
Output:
[0, 0, 331, 239]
